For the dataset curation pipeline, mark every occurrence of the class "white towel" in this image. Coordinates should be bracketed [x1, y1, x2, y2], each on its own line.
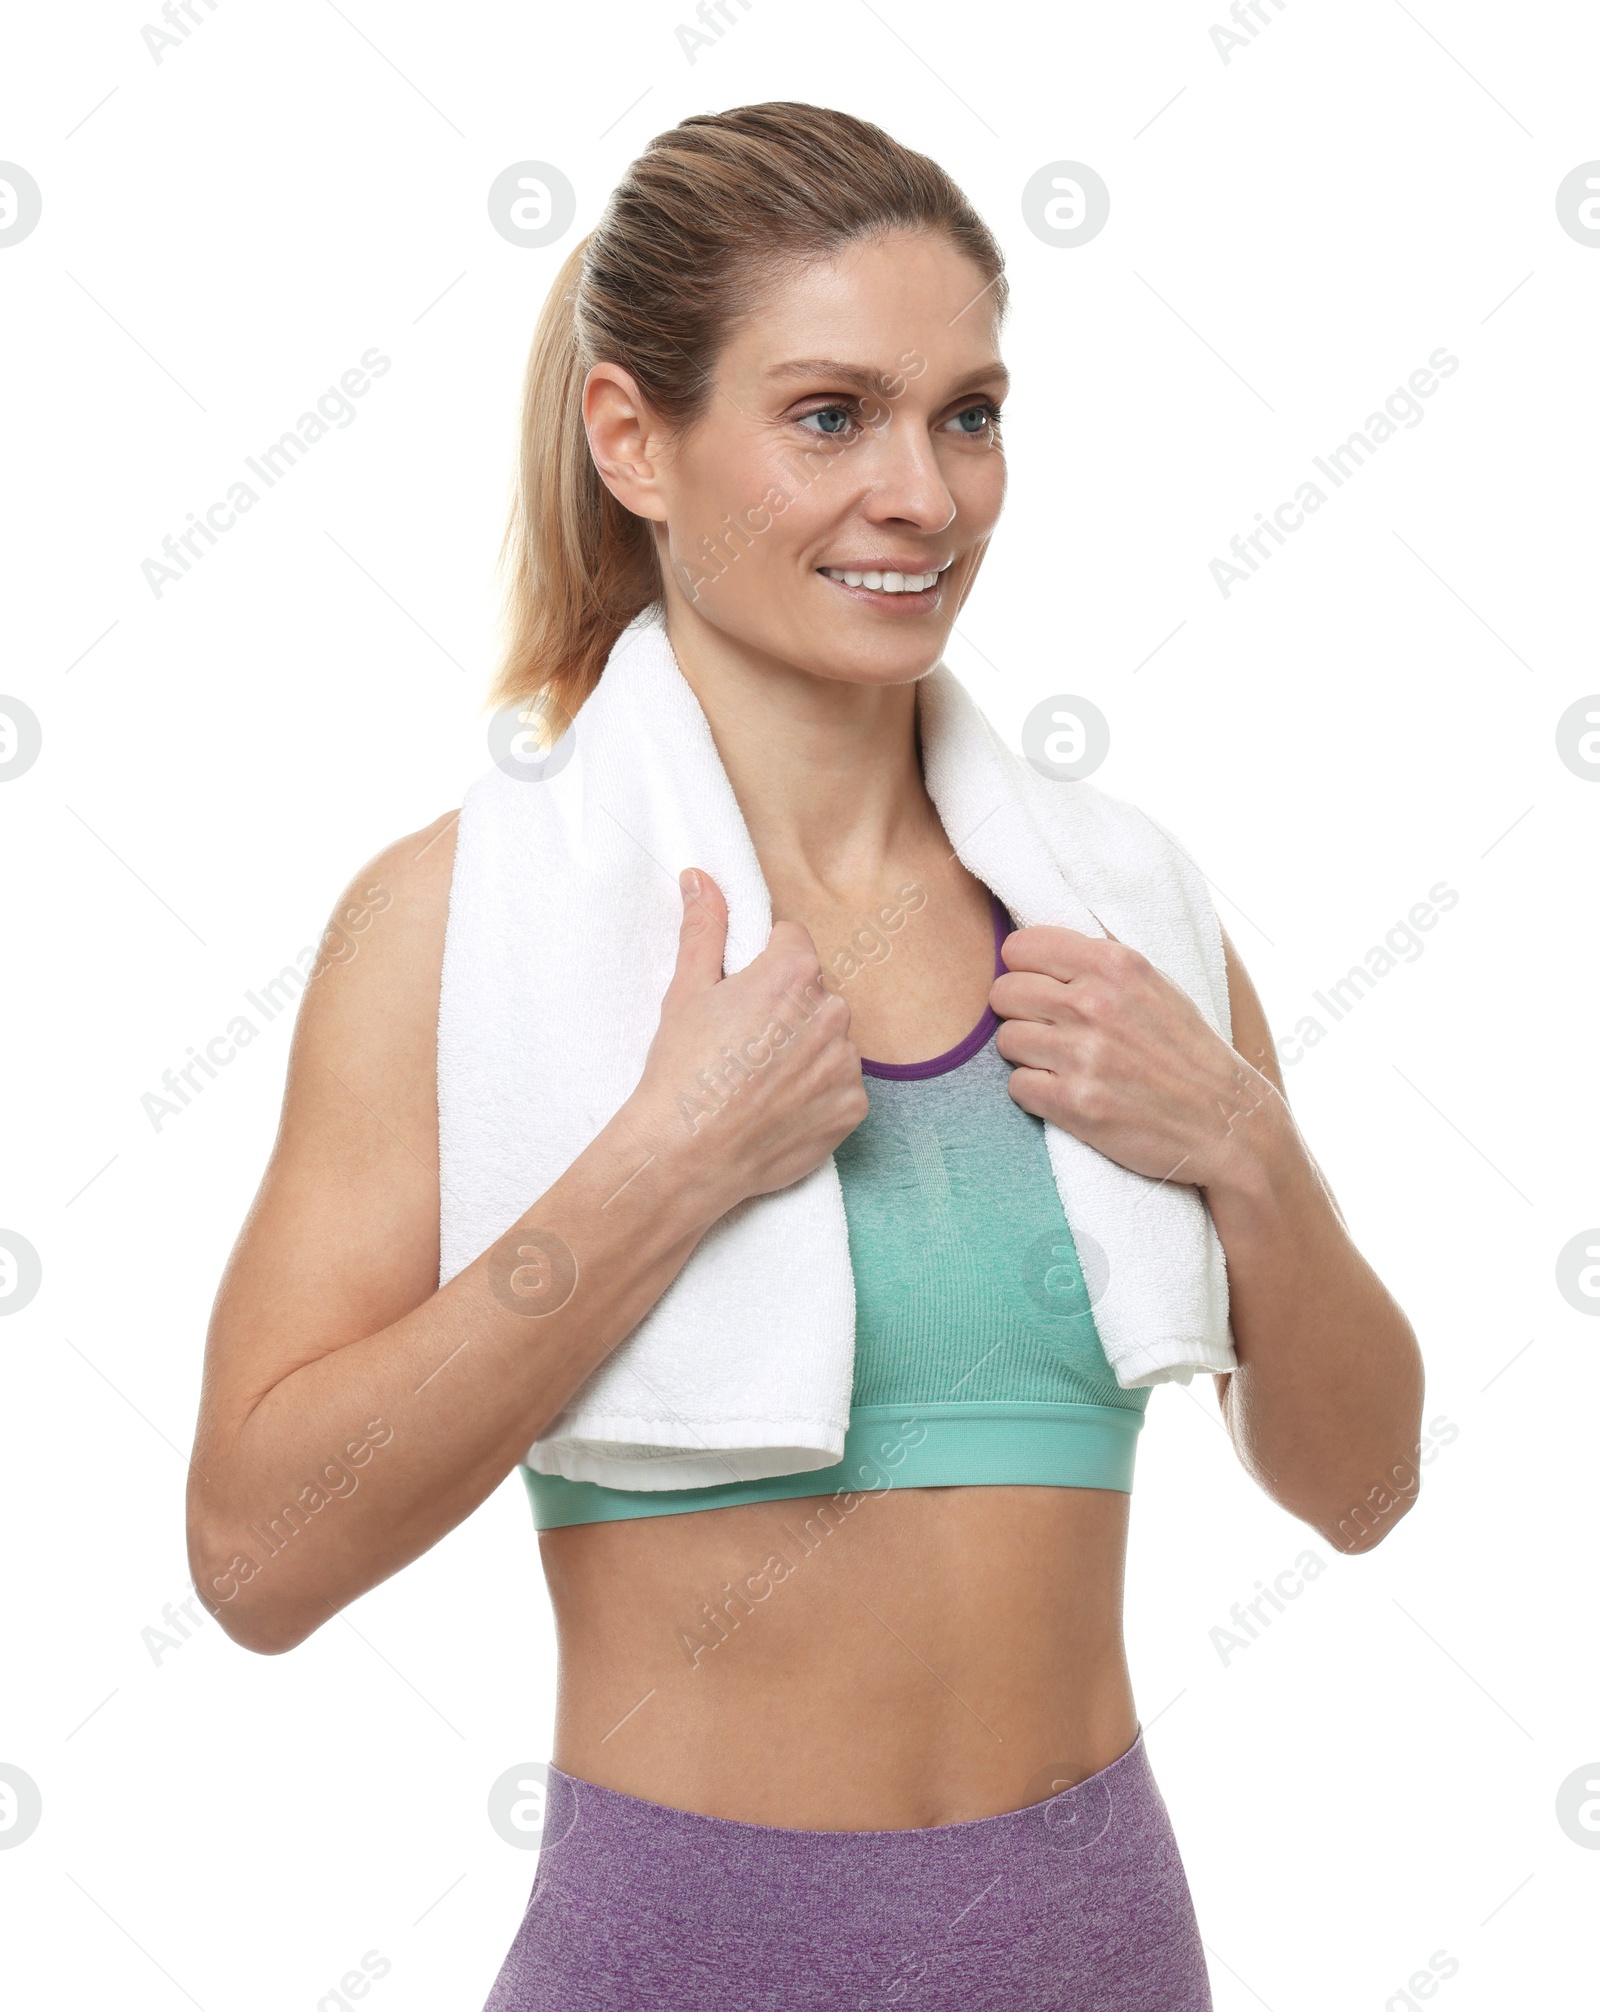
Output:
[437, 608, 1237, 1491]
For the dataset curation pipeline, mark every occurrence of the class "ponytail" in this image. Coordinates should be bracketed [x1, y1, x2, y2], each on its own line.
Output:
[487, 236, 658, 736]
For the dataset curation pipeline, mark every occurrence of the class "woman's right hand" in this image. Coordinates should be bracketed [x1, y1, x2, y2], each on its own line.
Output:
[630, 869, 870, 1218]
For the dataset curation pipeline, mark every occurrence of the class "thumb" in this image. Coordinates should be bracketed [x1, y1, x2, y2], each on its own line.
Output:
[664, 868, 729, 1003]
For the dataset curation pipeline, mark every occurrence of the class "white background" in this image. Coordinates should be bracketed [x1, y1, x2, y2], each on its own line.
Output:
[2, 1, 1597, 2006]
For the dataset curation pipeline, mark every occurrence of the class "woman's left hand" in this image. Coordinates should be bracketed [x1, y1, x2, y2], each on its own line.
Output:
[989, 926, 1277, 1192]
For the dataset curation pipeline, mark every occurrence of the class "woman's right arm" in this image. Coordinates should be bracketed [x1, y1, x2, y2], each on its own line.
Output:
[186, 825, 866, 1654]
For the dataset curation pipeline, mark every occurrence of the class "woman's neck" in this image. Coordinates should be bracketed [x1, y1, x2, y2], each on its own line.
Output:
[664, 607, 942, 906]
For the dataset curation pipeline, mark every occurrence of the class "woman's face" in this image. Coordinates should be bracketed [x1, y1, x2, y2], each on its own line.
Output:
[587, 230, 1009, 689]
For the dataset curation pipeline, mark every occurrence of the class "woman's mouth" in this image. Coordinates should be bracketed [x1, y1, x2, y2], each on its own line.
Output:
[817, 562, 949, 608]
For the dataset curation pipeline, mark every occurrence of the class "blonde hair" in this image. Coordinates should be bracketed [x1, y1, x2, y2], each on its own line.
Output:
[488, 101, 1007, 731]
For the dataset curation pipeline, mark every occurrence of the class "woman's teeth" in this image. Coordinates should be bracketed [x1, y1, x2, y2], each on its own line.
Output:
[821, 567, 941, 593]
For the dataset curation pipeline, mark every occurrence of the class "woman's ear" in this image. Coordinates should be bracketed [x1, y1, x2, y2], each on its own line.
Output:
[583, 362, 669, 521]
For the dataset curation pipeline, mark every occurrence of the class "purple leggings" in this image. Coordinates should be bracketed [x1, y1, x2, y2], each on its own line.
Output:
[482, 1728, 1211, 2011]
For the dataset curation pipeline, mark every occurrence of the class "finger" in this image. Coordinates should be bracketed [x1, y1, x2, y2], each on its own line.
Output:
[664, 868, 729, 1000]
[999, 924, 1115, 983]
[765, 916, 822, 960]
[994, 1014, 1063, 1072]
[1002, 1061, 1057, 1123]
[989, 968, 1073, 1025]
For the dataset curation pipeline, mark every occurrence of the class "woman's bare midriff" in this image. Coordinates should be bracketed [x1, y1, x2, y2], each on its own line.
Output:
[540, 1482, 1138, 1831]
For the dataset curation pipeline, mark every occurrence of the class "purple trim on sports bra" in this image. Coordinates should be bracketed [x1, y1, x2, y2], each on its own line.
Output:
[859, 890, 1013, 1081]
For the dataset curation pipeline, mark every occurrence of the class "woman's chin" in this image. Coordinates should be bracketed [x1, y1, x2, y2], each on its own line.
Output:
[680, 598, 951, 688]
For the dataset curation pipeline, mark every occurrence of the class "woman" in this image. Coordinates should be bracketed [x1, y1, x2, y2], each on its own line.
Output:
[188, 103, 1424, 2010]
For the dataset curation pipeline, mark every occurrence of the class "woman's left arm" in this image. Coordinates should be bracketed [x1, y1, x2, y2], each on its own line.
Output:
[992, 922, 1426, 1553]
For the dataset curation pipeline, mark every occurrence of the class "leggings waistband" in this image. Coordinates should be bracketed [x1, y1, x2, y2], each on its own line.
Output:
[483, 1726, 1212, 2011]
[540, 1722, 1150, 1849]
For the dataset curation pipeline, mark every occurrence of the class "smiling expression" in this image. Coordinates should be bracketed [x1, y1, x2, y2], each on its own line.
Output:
[585, 230, 1009, 690]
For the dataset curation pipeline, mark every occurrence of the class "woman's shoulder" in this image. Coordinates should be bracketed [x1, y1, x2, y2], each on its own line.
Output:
[288, 809, 461, 1091]
[355, 807, 460, 909]
[227, 808, 463, 1343]
[319, 809, 459, 980]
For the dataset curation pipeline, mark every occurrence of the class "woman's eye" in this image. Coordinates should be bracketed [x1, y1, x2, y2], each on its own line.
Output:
[945, 402, 1001, 436]
[797, 404, 857, 437]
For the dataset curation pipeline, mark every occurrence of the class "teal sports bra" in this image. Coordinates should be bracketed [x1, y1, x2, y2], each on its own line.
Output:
[524, 893, 1149, 1530]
